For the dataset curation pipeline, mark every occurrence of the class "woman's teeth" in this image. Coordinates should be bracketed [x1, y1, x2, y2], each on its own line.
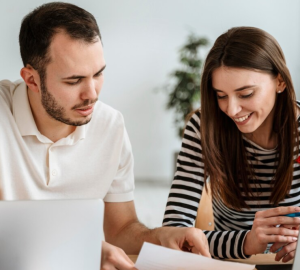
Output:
[234, 113, 252, 122]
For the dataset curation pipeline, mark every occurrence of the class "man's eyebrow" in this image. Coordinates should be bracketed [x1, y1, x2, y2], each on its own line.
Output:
[62, 65, 106, 80]
[212, 85, 257, 92]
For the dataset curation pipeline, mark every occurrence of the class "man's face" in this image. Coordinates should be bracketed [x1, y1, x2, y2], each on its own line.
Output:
[40, 32, 105, 126]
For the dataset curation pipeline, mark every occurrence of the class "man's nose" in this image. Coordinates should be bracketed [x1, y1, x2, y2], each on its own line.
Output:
[80, 80, 98, 101]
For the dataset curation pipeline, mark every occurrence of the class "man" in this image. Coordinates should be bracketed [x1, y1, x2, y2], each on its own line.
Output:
[0, 2, 210, 269]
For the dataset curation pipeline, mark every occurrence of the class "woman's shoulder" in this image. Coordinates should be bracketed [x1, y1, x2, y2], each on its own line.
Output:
[296, 101, 300, 124]
[183, 109, 201, 139]
[186, 109, 201, 127]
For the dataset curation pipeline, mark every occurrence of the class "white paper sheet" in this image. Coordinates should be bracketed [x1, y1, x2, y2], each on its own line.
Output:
[135, 242, 255, 270]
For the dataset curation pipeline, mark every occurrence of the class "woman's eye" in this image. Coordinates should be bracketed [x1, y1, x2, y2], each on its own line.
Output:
[217, 95, 227, 99]
[240, 93, 254, 99]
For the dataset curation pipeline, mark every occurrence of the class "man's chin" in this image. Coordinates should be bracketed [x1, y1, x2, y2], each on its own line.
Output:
[54, 115, 93, 126]
[68, 117, 93, 126]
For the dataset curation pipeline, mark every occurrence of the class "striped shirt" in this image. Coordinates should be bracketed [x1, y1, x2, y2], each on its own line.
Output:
[163, 110, 300, 259]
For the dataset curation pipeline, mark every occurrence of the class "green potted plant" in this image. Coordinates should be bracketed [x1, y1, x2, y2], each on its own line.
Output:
[164, 33, 208, 138]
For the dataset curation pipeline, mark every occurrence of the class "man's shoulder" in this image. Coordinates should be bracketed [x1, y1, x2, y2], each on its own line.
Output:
[0, 79, 24, 106]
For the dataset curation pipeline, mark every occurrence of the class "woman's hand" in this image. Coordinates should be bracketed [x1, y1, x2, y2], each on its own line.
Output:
[243, 206, 300, 256]
[271, 241, 297, 263]
[269, 224, 299, 263]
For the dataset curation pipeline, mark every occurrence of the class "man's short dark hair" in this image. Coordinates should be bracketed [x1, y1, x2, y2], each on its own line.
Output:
[19, 2, 101, 73]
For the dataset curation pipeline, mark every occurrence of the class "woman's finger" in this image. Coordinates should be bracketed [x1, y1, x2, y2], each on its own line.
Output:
[270, 242, 287, 253]
[275, 242, 297, 262]
[256, 206, 300, 219]
[263, 235, 297, 244]
[282, 251, 296, 263]
[262, 227, 299, 238]
[256, 216, 300, 226]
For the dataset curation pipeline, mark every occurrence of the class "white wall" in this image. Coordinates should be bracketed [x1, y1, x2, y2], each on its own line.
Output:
[1, 0, 300, 182]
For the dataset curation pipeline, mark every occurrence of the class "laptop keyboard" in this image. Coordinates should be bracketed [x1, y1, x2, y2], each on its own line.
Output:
[256, 264, 292, 270]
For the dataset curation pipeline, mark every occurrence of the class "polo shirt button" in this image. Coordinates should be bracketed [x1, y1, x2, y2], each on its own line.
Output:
[52, 169, 57, 176]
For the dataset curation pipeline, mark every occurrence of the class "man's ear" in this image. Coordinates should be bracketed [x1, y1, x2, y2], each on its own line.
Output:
[276, 73, 286, 93]
[20, 65, 41, 93]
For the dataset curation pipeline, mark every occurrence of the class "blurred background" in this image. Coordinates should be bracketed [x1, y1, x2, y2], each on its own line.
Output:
[1, 0, 300, 227]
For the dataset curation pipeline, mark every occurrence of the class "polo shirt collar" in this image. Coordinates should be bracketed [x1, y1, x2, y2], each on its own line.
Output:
[13, 81, 86, 145]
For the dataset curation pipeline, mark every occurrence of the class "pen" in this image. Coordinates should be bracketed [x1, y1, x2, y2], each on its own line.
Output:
[285, 212, 300, 217]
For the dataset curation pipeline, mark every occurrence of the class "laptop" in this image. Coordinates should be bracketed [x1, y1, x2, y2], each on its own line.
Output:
[0, 199, 104, 270]
[292, 235, 300, 270]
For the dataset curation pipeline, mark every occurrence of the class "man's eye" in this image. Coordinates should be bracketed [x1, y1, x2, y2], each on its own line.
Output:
[66, 79, 81, 85]
[94, 72, 103, 77]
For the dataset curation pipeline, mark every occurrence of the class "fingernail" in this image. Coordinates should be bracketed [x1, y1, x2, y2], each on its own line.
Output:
[295, 207, 300, 212]
[293, 237, 298, 241]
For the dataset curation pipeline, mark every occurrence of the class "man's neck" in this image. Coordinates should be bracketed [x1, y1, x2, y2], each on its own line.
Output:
[27, 89, 76, 143]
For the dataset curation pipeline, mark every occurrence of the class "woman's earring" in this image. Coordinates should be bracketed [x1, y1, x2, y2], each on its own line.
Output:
[277, 90, 282, 93]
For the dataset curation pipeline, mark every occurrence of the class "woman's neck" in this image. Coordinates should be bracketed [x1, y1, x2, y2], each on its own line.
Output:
[244, 131, 277, 150]
[243, 106, 276, 150]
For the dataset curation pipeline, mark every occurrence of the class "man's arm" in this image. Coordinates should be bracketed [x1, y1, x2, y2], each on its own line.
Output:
[104, 201, 152, 254]
[104, 200, 210, 256]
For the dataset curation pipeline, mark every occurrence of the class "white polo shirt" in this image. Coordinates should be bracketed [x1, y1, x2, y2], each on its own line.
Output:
[0, 79, 134, 202]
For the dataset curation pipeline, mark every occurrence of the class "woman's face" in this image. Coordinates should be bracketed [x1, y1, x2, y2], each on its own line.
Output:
[211, 66, 285, 136]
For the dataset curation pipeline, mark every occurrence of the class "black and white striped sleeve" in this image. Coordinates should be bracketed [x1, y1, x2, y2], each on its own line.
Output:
[162, 111, 250, 259]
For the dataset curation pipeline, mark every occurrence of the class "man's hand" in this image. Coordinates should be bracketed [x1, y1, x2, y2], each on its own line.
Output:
[154, 227, 211, 258]
[101, 241, 137, 270]
[104, 201, 210, 257]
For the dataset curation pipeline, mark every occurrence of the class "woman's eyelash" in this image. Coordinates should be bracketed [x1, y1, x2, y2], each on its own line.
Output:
[241, 92, 254, 99]
[217, 92, 254, 99]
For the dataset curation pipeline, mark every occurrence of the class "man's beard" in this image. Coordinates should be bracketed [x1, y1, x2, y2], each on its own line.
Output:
[40, 77, 97, 126]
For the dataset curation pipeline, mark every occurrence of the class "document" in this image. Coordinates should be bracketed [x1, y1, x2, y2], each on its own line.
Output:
[135, 242, 255, 270]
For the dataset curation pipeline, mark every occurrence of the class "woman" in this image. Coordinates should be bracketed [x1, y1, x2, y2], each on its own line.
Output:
[163, 26, 300, 263]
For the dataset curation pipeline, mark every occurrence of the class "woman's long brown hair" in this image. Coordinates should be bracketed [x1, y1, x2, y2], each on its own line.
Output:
[200, 27, 298, 210]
